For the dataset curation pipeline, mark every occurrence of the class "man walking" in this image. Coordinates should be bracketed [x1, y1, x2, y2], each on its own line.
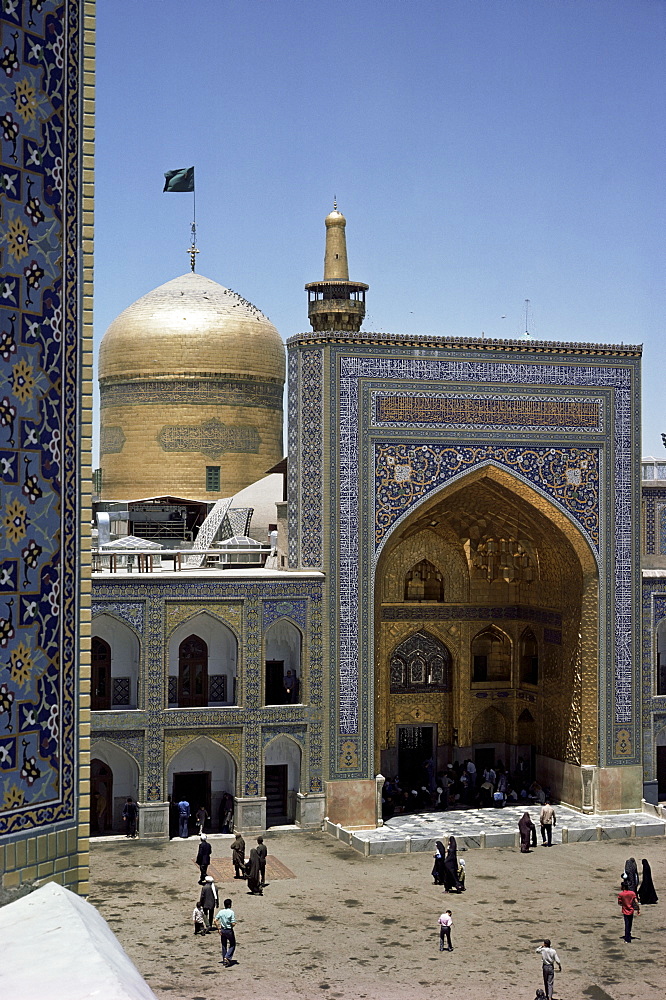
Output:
[539, 800, 556, 846]
[231, 831, 246, 878]
[256, 836, 268, 886]
[215, 897, 237, 967]
[177, 798, 190, 838]
[196, 832, 212, 884]
[199, 875, 218, 933]
[122, 796, 138, 838]
[535, 939, 561, 1000]
[618, 879, 640, 942]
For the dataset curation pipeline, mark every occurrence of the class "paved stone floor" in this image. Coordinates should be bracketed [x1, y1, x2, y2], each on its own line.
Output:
[362, 804, 665, 844]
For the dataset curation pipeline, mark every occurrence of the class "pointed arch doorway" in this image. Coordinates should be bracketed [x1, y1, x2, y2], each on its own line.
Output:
[374, 464, 598, 807]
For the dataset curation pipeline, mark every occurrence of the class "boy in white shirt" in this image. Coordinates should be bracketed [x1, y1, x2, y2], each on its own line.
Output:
[192, 901, 206, 935]
[438, 909, 453, 951]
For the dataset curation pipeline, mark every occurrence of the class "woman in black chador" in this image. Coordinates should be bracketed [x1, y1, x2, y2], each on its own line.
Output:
[431, 840, 446, 885]
[638, 858, 659, 904]
[443, 836, 460, 893]
[624, 857, 639, 894]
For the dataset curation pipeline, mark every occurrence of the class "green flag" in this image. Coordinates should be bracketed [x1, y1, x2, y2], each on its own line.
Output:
[163, 167, 194, 192]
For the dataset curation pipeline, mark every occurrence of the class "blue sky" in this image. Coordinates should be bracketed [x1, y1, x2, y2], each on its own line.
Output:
[94, 0, 665, 462]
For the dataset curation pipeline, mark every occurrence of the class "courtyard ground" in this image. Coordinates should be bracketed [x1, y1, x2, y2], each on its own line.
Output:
[89, 830, 666, 1000]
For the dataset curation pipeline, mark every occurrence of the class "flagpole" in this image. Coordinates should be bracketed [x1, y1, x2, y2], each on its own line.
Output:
[189, 180, 198, 272]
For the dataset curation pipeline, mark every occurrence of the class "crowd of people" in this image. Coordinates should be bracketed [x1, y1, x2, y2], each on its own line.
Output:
[382, 756, 549, 819]
[188, 830, 273, 967]
[169, 793, 235, 838]
[431, 841, 659, 998]
[429, 833, 659, 998]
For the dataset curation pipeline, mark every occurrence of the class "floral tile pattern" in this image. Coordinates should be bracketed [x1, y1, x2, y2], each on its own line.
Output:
[0, 0, 81, 835]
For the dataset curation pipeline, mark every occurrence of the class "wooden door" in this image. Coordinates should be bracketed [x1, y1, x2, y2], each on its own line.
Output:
[91, 637, 111, 711]
[265, 659, 285, 705]
[178, 635, 208, 707]
[91, 758, 113, 833]
[265, 764, 288, 825]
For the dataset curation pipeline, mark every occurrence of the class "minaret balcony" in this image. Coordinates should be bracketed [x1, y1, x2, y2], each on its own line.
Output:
[307, 297, 366, 332]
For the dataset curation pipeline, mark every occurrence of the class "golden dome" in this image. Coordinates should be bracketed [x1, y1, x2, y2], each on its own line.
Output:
[98, 272, 285, 502]
[325, 208, 346, 227]
[99, 272, 285, 382]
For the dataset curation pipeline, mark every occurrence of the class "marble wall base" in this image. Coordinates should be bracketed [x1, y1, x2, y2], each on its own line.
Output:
[235, 796, 266, 833]
[325, 779, 377, 828]
[295, 792, 325, 828]
[537, 756, 644, 813]
[597, 764, 644, 812]
[138, 801, 169, 839]
[643, 779, 659, 806]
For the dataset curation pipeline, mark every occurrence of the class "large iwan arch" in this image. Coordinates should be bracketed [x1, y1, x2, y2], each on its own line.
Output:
[374, 463, 598, 809]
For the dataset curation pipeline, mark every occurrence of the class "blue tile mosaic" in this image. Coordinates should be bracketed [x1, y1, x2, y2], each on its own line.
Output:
[0, 0, 83, 835]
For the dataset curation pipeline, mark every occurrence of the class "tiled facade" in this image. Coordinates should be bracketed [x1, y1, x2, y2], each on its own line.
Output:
[0, 0, 93, 891]
[640, 461, 666, 801]
[90, 572, 324, 833]
[288, 332, 643, 816]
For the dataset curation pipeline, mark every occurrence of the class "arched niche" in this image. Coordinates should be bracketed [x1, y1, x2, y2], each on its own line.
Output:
[471, 706, 507, 745]
[404, 559, 444, 602]
[168, 613, 238, 707]
[380, 526, 468, 604]
[167, 736, 237, 834]
[517, 708, 537, 745]
[520, 628, 539, 685]
[92, 613, 140, 709]
[389, 630, 452, 692]
[264, 619, 303, 705]
[471, 626, 511, 683]
[264, 734, 302, 825]
[657, 619, 666, 696]
[90, 739, 140, 833]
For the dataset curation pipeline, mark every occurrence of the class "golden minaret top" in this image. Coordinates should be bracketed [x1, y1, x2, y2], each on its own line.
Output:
[305, 203, 368, 332]
[323, 202, 350, 281]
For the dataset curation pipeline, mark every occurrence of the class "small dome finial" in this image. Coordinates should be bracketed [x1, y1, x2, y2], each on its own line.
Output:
[333, 195, 337, 211]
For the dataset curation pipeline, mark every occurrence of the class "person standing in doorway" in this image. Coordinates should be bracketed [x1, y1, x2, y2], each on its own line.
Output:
[535, 939, 561, 999]
[438, 909, 453, 951]
[122, 796, 138, 838]
[618, 879, 640, 942]
[178, 798, 190, 838]
[539, 800, 556, 847]
[195, 804, 208, 836]
[95, 788, 107, 833]
[231, 831, 246, 878]
[284, 669, 296, 703]
[215, 897, 237, 967]
[256, 836, 268, 886]
[196, 833, 212, 884]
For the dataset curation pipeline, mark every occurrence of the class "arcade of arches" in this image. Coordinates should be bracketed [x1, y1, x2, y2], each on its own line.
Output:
[375, 468, 599, 808]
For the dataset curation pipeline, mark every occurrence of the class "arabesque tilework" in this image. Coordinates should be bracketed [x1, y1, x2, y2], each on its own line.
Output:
[0, 0, 92, 891]
[641, 581, 666, 782]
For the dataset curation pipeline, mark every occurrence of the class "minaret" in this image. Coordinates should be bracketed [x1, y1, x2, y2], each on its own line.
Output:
[305, 203, 368, 332]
